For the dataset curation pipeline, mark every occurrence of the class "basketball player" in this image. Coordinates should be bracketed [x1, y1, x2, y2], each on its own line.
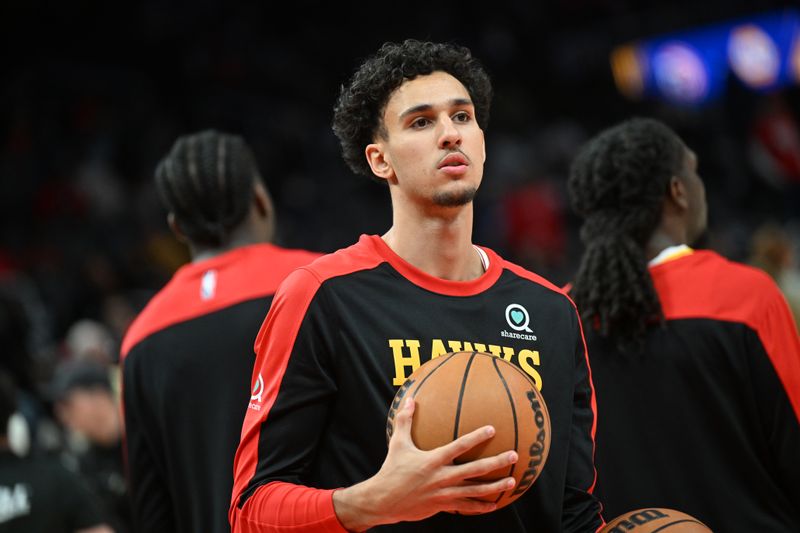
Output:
[229, 40, 603, 532]
[121, 130, 320, 533]
[567, 117, 800, 531]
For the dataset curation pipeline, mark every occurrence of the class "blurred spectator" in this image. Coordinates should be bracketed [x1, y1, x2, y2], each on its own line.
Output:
[64, 319, 117, 366]
[62, 317, 124, 409]
[749, 222, 800, 330]
[0, 369, 114, 533]
[51, 361, 131, 533]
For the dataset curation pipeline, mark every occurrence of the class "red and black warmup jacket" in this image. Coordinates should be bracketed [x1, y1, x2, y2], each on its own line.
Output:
[121, 243, 321, 533]
[588, 250, 800, 532]
[230, 234, 603, 532]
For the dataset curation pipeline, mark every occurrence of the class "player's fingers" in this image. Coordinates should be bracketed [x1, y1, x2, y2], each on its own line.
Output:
[440, 476, 516, 500]
[434, 425, 495, 463]
[388, 398, 416, 448]
[445, 497, 499, 515]
[440, 451, 517, 483]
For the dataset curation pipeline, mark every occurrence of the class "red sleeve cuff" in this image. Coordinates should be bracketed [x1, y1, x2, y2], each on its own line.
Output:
[232, 481, 348, 533]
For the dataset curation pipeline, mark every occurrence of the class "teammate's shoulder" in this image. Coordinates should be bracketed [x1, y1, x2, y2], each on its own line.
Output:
[261, 244, 323, 264]
[694, 249, 778, 292]
[660, 249, 785, 323]
[120, 281, 175, 358]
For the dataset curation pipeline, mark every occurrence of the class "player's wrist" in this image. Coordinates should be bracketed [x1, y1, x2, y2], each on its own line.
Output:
[332, 480, 384, 531]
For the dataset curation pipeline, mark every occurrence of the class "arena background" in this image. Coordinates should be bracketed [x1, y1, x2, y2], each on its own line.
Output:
[2, 0, 799, 363]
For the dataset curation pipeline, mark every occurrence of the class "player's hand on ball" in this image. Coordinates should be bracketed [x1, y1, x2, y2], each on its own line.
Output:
[333, 398, 518, 531]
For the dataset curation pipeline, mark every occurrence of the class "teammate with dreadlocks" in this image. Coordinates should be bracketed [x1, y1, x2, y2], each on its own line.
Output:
[568, 117, 800, 532]
[121, 130, 320, 533]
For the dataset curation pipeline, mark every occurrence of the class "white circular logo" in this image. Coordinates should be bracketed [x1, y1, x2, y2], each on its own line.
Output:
[505, 303, 532, 332]
[250, 373, 264, 402]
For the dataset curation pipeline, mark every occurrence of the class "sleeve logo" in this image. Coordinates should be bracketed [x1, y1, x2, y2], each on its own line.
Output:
[250, 373, 264, 402]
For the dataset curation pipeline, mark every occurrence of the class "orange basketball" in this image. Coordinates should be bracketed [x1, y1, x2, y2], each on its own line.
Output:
[600, 509, 713, 532]
[385, 351, 551, 510]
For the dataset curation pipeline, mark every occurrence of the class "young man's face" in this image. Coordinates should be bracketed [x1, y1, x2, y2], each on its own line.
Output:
[368, 71, 486, 210]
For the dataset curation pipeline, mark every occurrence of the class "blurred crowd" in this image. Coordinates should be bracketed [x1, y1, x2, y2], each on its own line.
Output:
[2, 1, 800, 530]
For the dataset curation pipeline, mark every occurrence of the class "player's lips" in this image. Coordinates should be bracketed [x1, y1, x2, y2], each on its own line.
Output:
[437, 153, 469, 175]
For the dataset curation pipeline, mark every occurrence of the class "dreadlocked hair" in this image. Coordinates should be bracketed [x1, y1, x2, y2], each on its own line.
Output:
[332, 39, 492, 179]
[567, 117, 685, 352]
[155, 129, 259, 247]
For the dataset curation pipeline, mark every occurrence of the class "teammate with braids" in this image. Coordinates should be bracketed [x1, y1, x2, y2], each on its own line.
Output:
[229, 39, 602, 532]
[121, 130, 320, 533]
[568, 117, 800, 531]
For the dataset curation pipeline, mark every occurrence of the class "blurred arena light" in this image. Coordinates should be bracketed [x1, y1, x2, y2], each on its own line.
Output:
[611, 8, 800, 106]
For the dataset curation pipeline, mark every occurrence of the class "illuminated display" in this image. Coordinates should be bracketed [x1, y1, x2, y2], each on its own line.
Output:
[611, 8, 800, 105]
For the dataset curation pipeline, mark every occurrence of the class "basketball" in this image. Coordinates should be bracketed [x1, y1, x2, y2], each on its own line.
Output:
[600, 509, 713, 532]
[385, 351, 551, 510]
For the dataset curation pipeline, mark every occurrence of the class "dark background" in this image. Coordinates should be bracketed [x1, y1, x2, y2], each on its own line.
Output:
[2, 0, 799, 363]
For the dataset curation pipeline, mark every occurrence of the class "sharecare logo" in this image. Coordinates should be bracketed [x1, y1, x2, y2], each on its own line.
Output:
[505, 303, 532, 332]
[501, 303, 537, 341]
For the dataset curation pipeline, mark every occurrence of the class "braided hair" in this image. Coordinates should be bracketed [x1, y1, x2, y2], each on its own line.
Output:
[332, 39, 492, 179]
[155, 130, 260, 247]
[567, 118, 685, 352]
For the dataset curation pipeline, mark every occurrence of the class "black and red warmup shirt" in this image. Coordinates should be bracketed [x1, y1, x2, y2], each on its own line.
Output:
[588, 249, 800, 532]
[230, 234, 603, 532]
[121, 243, 320, 533]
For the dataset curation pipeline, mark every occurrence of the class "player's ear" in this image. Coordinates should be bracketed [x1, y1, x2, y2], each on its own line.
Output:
[252, 181, 273, 219]
[366, 143, 396, 184]
[251, 181, 276, 243]
[667, 175, 689, 211]
[167, 213, 189, 243]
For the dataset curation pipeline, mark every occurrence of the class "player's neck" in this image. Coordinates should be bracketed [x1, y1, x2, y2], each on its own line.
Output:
[645, 228, 685, 262]
[382, 204, 483, 281]
[190, 229, 269, 263]
[190, 205, 274, 263]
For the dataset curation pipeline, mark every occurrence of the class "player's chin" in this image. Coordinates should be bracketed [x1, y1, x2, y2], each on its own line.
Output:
[432, 185, 477, 207]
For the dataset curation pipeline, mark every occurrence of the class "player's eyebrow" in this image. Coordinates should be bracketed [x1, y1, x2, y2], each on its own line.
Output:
[398, 98, 473, 120]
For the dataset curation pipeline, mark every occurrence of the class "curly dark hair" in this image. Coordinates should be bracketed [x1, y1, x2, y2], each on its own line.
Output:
[332, 39, 493, 178]
[155, 129, 260, 247]
[567, 117, 685, 352]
